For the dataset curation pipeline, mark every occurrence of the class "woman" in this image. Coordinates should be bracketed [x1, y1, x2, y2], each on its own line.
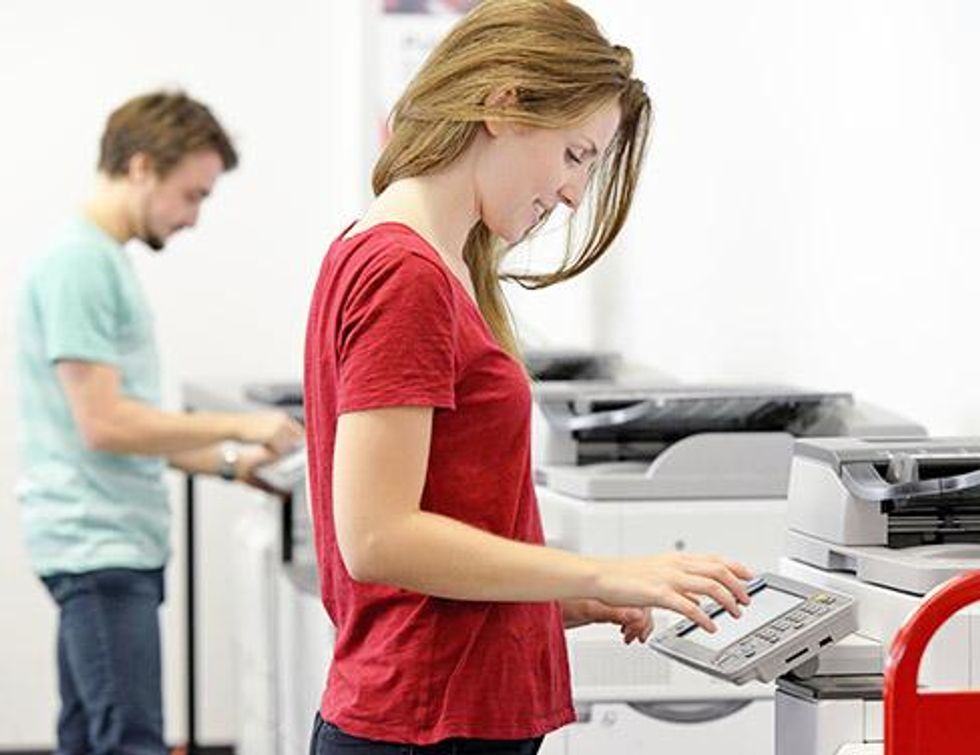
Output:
[304, 1, 752, 753]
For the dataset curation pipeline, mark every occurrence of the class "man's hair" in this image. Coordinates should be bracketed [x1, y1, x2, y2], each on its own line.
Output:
[98, 91, 238, 177]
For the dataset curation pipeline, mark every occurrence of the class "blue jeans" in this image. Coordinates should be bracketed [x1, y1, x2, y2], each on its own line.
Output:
[41, 568, 167, 755]
[310, 714, 544, 755]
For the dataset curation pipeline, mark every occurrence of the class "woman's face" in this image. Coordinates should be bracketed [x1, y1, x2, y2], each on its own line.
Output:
[475, 99, 622, 244]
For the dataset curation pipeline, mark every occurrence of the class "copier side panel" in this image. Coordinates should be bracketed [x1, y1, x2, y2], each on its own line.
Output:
[775, 692, 869, 755]
[566, 621, 772, 703]
[616, 497, 787, 572]
[779, 558, 973, 689]
[557, 700, 773, 755]
[538, 486, 787, 569]
[536, 486, 627, 554]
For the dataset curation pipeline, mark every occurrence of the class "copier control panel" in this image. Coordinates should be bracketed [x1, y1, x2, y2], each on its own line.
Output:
[648, 573, 856, 684]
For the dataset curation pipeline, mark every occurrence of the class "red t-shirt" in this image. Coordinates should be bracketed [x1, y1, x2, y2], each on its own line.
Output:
[303, 222, 574, 745]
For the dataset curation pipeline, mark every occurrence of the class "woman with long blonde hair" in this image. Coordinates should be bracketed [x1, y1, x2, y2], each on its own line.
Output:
[304, 2, 752, 752]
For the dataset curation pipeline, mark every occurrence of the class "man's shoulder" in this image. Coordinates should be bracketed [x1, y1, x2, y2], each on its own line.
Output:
[30, 224, 120, 283]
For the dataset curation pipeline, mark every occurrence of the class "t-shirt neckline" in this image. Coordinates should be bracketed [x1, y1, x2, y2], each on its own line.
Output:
[338, 220, 481, 312]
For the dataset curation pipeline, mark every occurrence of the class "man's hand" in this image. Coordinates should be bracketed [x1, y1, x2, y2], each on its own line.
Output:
[561, 598, 655, 644]
[235, 445, 280, 493]
[236, 411, 304, 455]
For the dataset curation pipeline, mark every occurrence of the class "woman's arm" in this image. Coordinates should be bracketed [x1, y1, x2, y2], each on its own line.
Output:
[334, 407, 751, 631]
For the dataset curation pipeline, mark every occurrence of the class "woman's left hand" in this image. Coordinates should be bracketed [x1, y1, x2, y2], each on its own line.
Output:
[560, 598, 654, 644]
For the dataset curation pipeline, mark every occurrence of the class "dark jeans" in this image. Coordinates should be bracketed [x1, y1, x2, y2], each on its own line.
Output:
[310, 714, 544, 755]
[41, 567, 167, 755]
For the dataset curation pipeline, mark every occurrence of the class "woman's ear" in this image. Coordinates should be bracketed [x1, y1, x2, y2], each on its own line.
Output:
[483, 87, 519, 137]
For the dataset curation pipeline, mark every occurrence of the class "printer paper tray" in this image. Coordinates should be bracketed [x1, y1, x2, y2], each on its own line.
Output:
[785, 530, 980, 595]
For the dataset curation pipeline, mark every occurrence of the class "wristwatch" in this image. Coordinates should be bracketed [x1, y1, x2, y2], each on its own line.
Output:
[218, 443, 240, 481]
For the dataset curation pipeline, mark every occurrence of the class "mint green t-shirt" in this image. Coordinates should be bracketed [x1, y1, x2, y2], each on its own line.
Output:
[16, 217, 170, 576]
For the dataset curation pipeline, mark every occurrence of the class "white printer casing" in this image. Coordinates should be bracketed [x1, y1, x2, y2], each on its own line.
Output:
[776, 437, 980, 755]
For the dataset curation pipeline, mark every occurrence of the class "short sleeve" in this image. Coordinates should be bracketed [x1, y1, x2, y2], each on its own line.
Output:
[33, 246, 120, 365]
[337, 250, 456, 413]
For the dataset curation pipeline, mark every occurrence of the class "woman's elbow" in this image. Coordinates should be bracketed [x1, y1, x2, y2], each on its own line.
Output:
[339, 530, 389, 584]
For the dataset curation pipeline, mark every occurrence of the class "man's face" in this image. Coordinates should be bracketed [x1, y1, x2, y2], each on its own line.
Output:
[132, 149, 225, 250]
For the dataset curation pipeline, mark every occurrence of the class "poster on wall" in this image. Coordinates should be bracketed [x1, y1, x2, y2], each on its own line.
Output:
[376, 0, 479, 147]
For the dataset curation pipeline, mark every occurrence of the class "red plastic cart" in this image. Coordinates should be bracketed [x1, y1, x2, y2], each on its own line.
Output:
[884, 570, 980, 754]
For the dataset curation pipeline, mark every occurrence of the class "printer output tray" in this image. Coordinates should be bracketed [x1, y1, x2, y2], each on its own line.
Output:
[786, 530, 980, 595]
[539, 432, 794, 500]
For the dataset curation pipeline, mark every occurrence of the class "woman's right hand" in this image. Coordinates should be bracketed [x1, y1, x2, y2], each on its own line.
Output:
[592, 552, 753, 633]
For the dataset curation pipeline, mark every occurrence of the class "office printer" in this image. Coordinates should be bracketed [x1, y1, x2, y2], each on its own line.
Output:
[777, 437, 980, 755]
[532, 384, 925, 755]
[535, 383, 927, 501]
[534, 383, 925, 557]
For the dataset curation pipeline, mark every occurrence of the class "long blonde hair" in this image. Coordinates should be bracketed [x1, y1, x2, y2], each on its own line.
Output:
[373, 0, 652, 358]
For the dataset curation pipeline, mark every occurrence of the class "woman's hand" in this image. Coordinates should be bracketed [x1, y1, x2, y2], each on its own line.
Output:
[592, 552, 753, 633]
[561, 598, 654, 644]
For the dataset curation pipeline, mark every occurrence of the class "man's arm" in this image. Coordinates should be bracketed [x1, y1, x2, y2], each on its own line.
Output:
[167, 443, 276, 487]
[57, 360, 303, 456]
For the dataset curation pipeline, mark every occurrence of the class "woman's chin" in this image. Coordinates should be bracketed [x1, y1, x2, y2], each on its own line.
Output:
[486, 222, 523, 245]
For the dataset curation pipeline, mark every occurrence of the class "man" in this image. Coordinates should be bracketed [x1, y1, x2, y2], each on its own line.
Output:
[16, 91, 304, 755]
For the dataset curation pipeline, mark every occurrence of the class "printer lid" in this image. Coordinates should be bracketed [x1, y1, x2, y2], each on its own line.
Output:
[537, 383, 852, 434]
[796, 437, 980, 468]
[796, 437, 980, 504]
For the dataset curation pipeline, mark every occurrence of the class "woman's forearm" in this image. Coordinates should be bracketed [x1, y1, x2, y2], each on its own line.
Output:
[344, 508, 601, 603]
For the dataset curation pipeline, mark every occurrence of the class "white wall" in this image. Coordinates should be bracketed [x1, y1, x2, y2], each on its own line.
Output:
[579, 0, 980, 435]
[4, 0, 980, 749]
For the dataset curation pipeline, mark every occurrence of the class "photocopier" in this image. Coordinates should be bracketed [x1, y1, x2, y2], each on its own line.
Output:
[641, 437, 980, 755]
[532, 378, 926, 755]
[774, 437, 980, 755]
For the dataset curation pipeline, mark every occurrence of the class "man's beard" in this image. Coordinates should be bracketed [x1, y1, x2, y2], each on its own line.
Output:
[139, 196, 167, 252]
[145, 232, 166, 252]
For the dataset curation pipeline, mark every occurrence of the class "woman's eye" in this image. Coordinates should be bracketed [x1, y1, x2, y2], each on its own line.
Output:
[565, 149, 583, 166]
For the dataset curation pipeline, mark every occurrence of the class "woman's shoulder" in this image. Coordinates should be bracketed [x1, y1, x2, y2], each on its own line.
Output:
[329, 221, 449, 283]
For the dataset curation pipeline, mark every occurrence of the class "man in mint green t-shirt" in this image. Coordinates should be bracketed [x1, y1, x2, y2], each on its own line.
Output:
[16, 91, 304, 755]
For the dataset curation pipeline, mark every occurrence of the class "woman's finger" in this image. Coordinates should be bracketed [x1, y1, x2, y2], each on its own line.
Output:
[659, 591, 716, 633]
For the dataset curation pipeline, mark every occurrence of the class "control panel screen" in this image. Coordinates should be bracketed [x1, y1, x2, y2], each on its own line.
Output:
[681, 586, 803, 652]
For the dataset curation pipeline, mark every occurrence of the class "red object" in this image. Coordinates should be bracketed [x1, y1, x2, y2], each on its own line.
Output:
[884, 570, 980, 754]
[304, 222, 574, 745]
